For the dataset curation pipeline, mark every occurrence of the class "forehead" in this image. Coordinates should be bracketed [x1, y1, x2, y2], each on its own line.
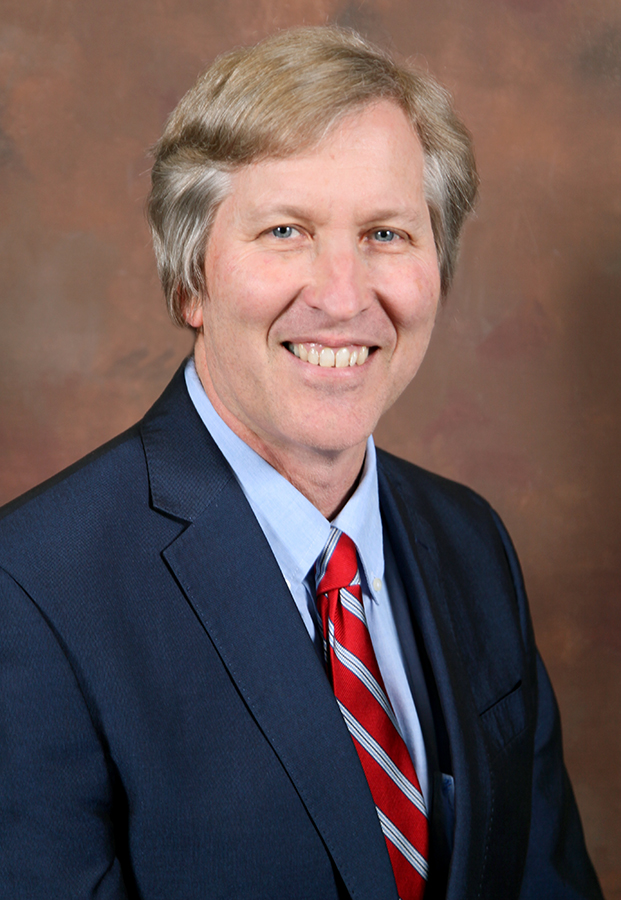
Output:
[223, 101, 427, 221]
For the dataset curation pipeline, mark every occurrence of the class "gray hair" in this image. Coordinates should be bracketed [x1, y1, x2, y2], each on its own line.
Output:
[147, 26, 478, 327]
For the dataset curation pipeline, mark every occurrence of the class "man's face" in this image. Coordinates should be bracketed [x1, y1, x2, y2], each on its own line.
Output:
[189, 101, 441, 472]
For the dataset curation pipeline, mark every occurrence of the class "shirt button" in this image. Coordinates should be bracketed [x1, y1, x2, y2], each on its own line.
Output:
[372, 577, 382, 592]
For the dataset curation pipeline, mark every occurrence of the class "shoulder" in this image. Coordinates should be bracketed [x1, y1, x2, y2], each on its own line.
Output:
[0, 360, 231, 601]
[0, 363, 195, 539]
[376, 445, 494, 532]
[0, 364, 191, 576]
[0, 423, 148, 575]
[376, 446, 525, 613]
[1, 423, 145, 519]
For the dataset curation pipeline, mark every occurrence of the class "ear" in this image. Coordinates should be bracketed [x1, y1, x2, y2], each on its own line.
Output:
[182, 296, 204, 330]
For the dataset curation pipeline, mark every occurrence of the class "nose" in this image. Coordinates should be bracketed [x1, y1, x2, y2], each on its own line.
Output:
[307, 237, 371, 321]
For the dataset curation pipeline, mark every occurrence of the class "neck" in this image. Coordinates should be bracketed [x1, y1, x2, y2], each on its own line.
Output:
[256, 443, 366, 520]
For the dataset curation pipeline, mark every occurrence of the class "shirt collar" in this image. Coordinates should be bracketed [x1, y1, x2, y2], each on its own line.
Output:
[185, 357, 384, 598]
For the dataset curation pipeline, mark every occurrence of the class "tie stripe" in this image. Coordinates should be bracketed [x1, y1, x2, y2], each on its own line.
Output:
[340, 587, 365, 621]
[337, 702, 426, 814]
[328, 620, 400, 727]
[316, 528, 428, 900]
[315, 527, 341, 584]
[376, 808, 429, 879]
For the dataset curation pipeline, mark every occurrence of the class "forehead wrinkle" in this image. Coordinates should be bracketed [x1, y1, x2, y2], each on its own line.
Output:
[228, 177, 429, 225]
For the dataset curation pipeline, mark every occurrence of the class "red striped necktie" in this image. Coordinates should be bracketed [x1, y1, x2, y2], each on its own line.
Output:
[315, 527, 429, 900]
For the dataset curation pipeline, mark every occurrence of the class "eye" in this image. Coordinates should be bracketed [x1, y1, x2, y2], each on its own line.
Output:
[372, 228, 398, 242]
[271, 225, 295, 239]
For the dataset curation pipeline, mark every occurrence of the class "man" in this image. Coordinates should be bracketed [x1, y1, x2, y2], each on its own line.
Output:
[0, 26, 602, 900]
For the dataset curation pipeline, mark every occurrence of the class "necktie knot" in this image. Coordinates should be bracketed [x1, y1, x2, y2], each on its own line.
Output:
[316, 528, 359, 596]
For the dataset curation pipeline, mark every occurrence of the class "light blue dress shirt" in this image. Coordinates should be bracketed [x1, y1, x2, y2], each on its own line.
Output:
[185, 357, 430, 807]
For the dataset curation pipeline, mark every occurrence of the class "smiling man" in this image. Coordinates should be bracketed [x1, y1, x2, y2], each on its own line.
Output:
[0, 26, 602, 900]
[187, 101, 440, 518]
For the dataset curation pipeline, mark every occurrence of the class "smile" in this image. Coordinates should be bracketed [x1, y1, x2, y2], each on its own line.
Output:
[285, 342, 370, 368]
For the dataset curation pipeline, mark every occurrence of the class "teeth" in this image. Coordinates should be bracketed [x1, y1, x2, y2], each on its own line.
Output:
[335, 348, 350, 368]
[319, 347, 335, 367]
[287, 342, 369, 368]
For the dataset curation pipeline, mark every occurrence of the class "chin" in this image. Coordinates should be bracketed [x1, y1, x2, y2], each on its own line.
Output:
[289, 420, 376, 457]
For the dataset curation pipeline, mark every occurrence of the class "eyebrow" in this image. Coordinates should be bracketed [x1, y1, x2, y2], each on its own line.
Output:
[361, 208, 428, 226]
[243, 203, 428, 228]
[243, 204, 318, 224]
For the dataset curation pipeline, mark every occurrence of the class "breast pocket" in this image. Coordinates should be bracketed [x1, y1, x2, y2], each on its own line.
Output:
[479, 681, 527, 756]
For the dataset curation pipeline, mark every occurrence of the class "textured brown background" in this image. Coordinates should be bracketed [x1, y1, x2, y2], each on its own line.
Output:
[1, 0, 619, 893]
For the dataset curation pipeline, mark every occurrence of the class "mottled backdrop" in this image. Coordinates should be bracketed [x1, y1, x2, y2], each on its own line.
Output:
[1, 0, 619, 894]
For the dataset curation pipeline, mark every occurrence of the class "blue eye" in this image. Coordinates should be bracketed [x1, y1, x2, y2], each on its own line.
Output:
[373, 229, 396, 242]
[272, 225, 294, 238]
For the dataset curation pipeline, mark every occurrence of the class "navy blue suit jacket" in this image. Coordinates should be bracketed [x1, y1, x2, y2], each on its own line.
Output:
[0, 366, 602, 899]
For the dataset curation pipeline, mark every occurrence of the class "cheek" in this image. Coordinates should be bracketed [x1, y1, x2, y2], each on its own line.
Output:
[211, 254, 300, 331]
[387, 265, 440, 335]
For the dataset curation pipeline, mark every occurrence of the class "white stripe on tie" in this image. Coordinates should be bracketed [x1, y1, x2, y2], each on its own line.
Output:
[339, 587, 365, 622]
[337, 701, 426, 815]
[328, 619, 399, 729]
[376, 808, 429, 880]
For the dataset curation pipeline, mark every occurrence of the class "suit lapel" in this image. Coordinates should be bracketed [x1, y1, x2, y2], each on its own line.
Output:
[378, 462, 492, 899]
[140, 368, 398, 900]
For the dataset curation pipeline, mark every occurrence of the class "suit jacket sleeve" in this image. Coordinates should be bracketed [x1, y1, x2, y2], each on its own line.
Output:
[489, 510, 603, 899]
[0, 567, 129, 898]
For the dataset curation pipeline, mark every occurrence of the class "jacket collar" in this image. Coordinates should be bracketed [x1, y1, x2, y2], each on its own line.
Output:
[140, 363, 235, 522]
